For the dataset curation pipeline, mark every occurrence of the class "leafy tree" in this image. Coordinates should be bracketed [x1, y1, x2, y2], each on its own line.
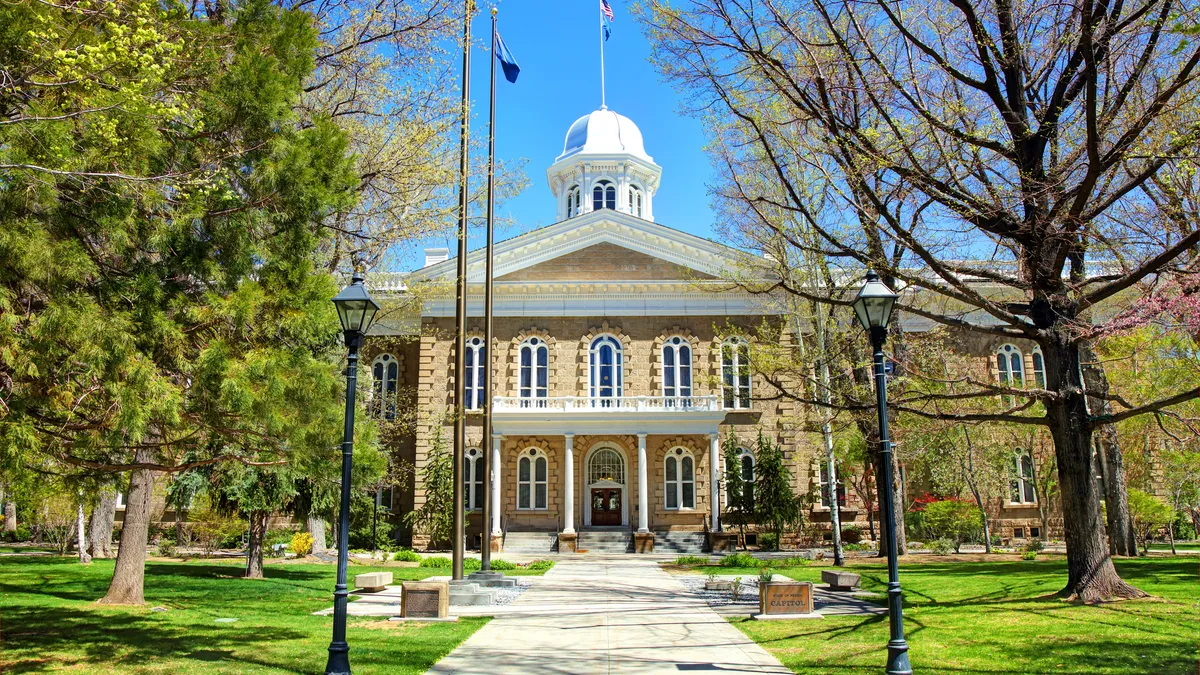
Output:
[753, 431, 802, 545]
[922, 499, 984, 553]
[219, 465, 297, 579]
[722, 431, 752, 548]
[404, 425, 454, 549]
[1128, 489, 1174, 555]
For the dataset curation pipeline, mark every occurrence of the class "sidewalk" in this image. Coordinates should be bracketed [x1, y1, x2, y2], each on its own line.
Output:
[427, 556, 791, 674]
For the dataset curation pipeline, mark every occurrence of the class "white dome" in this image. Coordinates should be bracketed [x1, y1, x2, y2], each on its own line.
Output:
[557, 107, 652, 162]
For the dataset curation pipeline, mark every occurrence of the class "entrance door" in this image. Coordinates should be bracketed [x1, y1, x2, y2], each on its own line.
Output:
[591, 488, 622, 526]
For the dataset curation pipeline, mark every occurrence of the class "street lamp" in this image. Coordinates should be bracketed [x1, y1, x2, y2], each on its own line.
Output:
[851, 270, 912, 675]
[326, 273, 380, 675]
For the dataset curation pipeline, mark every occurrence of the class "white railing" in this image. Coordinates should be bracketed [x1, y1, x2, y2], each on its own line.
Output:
[493, 395, 722, 413]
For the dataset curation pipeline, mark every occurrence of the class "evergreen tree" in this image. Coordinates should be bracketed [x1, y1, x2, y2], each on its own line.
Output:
[753, 431, 802, 545]
[722, 431, 752, 548]
[404, 426, 454, 549]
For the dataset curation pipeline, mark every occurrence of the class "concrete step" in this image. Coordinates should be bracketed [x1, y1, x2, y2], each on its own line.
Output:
[502, 531, 558, 554]
[577, 530, 633, 553]
[655, 532, 707, 555]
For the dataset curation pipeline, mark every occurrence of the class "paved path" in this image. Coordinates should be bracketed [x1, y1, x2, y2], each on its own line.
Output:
[427, 557, 791, 675]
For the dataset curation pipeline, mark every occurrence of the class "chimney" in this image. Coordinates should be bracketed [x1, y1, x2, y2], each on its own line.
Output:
[424, 247, 450, 267]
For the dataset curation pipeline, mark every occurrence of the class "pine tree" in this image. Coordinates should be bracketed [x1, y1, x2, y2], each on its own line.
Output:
[753, 431, 802, 545]
[722, 431, 752, 548]
[405, 426, 455, 549]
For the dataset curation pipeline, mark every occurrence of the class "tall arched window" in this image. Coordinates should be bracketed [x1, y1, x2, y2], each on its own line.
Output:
[464, 337, 486, 410]
[519, 337, 549, 406]
[517, 448, 548, 510]
[819, 462, 847, 508]
[1011, 451, 1036, 504]
[996, 344, 1025, 388]
[593, 180, 616, 210]
[722, 338, 751, 409]
[629, 186, 644, 217]
[738, 448, 755, 509]
[589, 335, 623, 404]
[1031, 346, 1046, 389]
[463, 447, 484, 511]
[371, 354, 399, 420]
[662, 336, 692, 405]
[566, 185, 580, 218]
[665, 448, 695, 509]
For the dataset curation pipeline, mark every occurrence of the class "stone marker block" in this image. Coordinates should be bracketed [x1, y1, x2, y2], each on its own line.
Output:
[353, 571, 393, 592]
[634, 532, 655, 553]
[401, 580, 450, 618]
[821, 570, 861, 591]
[558, 531, 578, 553]
[759, 580, 814, 616]
[709, 532, 738, 553]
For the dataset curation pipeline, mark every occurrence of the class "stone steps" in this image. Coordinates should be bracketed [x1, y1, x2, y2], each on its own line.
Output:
[577, 530, 633, 553]
[655, 532, 708, 555]
[502, 531, 558, 554]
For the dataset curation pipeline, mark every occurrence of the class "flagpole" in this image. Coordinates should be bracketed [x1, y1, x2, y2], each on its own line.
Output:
[452, 0, 472, 583]
[598, 3, 606, 108]
[481, 5, 498, 573]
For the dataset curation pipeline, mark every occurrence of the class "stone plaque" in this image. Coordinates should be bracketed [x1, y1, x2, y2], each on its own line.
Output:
[401, 581, 449, 618]
[759, 581, 814, 615]
[405, 590, 439, 617]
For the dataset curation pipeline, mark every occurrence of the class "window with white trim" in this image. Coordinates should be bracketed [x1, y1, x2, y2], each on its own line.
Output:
[589, 335, 623, 404]
[593, 180, 616, 210]
[464, 337, 486, 411]
[1031, 346, 1046, 389]
[995, 344, 1025, 388]
[517, 448, 548, 510]
[629, 186, 644, 217]
[1011, 451, 1036, 504]
[566, 185, 581, 218]
[376, 485, 394, 512]
[662, 336, 692, 402]
[464, 447, 484, 511]
[819, 462, 847, 508]
[721, 338, 751, 409]
[519, 337, 549, 406]
[371, 353, 399, 420]
[665, 448, 695, 510]
[588, 447, 625, 484]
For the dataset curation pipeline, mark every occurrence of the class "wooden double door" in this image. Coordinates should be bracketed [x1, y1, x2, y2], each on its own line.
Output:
[590, 488, 622, 526]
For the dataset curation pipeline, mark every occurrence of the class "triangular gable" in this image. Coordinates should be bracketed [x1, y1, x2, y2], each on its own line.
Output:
[497, 242, 717, 282]
[412, 210, 742, 283]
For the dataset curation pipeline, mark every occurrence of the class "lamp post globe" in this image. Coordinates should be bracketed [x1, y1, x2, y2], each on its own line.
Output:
[326, 273, 379, 675]
[852, 270, 912, 675]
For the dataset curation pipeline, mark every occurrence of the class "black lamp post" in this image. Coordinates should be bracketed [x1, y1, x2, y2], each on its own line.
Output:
[326, 273, 380, 675]
[851, 270, 912, 675]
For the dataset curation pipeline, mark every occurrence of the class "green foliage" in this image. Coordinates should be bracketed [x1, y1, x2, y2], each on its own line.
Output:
[840, 526, 863, 544]
[188, 497, 245, 555]
[770, 556, 811, 569]
[418, 556, 451, 568]
[488, 559, 517, 571]
[721, 552, 760, 568]
[391, 549, 421, 563]
[525, 559, 555, 571]
[930, 538, 956, 555]
[752, 431, 802, 541]
[156, 540, 177, 557]
[1021, 549, 1039, 561]
[3, 526, 32, 543]
[921, 499, 984, 552]
[674, 555, 709, 566]
[1025, 539, 1045, 553]
[722, 430, 753, 532]
[757, 532, 779, 550]
[404, 425, 455, 547]
[1130, 489, 1174, 552]
[758, 567, 774, 584]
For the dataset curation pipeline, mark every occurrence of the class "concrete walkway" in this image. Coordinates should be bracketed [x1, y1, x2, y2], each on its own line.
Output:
[427, 556, 791, 675]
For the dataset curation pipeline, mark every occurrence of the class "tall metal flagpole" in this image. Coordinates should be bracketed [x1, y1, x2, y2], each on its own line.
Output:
[452, 0, 472, 582]
[481, 6, 498, 572]
[598, 3, 606, 108]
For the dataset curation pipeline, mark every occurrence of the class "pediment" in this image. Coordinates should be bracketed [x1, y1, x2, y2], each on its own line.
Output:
[497, 242, 717, 283]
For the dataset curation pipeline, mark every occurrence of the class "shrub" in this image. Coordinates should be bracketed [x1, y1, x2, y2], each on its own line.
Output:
[489, 559, 517, 570]
[464, 557, 482, 571]
[418, 556, 452, 568]
[757, 532, 779, 550]
[1021, 549, 1039, 560]
[392, 548, 421, 563]
[290, 532, 314, 556]
[1024, 539, 1045, 553]
[840, 526, 863, 544]
[730, 577, 744, 601]
[772, 556, 811, 568]
[674, 555, 708, 566]
[922, 499, 984, 552]
[3, 525, 32, 543]
[720, 551, 759, 568]
[190, 506, 245, 555]
[156, 539, 177, 557]
[930, 538, 955, 555]
[526, 559, 555, 571]
[758, 568, 774, 584]
[843, 542, 870, 552]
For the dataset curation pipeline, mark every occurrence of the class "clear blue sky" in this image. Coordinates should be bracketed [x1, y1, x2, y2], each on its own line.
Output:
[408, 0, 717, 269]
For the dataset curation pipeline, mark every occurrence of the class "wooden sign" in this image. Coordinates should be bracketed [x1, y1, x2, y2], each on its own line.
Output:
[759, 581, 814, 615]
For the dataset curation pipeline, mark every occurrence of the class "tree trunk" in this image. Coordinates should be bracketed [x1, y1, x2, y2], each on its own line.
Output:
[1080, 342, 1137, 557]
[1045, 340, 1145, 602]
[307, 516, 327, 554]
[100, 448, 154, 605]
[961, 428, 992, 554]
[77, 503, 92, 564]
[174, 504, 184, 548]
[245, 510, 267, 579]
[89, 491, 116, 558]
[4, 501, 15, 532]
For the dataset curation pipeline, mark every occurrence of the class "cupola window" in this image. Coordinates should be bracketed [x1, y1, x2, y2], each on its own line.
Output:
[629, 186, 644, 218]
[593, 180, 616, 210]
[566, 185, 581, 218]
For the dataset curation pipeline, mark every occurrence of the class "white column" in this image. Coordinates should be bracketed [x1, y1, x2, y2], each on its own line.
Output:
[710, 433, 721, 532]
[491, 434, 502, 536]
[637, 433, 649, 533]
[563, 434, 576, 533]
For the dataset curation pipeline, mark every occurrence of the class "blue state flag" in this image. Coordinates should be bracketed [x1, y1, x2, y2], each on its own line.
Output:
[495, 31, 520, 83]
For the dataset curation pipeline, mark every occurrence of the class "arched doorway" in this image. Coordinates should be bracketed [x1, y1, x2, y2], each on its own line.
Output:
[584, 445, 627, 527]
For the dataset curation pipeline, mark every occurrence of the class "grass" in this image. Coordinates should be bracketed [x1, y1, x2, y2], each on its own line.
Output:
[0, 556, 491, 674]
[1149, 542, 1200, 551]
[727, 556, 1200, 675]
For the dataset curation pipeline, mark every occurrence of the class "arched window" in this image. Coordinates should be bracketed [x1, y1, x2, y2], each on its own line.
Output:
[588, 447, 625, 485]
[517, 448, 548, 510]
[464, 337, 486, 411]
[463, 447, 484, 511]
[371, 354, 399, 420]
[664, 448, 695, 509]
[629, 186, 644, 217]
[995, 344, 1025, 388]
[738, 448, 755, 509]
[1031, 346, 1046, 389]
[721, 338, 751, 409]
[566, 185, 581, 218]
[1011, 451, 1036, 504]
[589, 335, 623, 404]
[519, 337, 549, 406]
[662, 336, 692, 403]
[593, 180, 616, 210]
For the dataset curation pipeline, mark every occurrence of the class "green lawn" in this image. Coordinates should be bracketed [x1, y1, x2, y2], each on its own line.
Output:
[729, 557, 1200, 675]
[0, 556, 490, 674]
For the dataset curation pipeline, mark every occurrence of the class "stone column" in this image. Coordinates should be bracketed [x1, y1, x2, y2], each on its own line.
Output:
[563, 434, 576, 533]
[491, 434, 503, 536]
[710, 433, 721, 532]
[637, 433, 649, 533]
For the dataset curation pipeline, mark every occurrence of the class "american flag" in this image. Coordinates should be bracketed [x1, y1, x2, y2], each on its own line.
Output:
[600, 0, 614, 22]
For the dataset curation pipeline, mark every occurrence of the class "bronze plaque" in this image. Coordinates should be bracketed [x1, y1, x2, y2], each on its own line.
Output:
[761, 581, 814, 615]
[404, 589, 440, 617]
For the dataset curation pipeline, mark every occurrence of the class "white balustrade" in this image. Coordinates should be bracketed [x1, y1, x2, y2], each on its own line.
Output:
[492, 395, 721, 413]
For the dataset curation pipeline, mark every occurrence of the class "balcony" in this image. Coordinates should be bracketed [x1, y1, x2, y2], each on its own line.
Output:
[491, 395, 727, 436]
